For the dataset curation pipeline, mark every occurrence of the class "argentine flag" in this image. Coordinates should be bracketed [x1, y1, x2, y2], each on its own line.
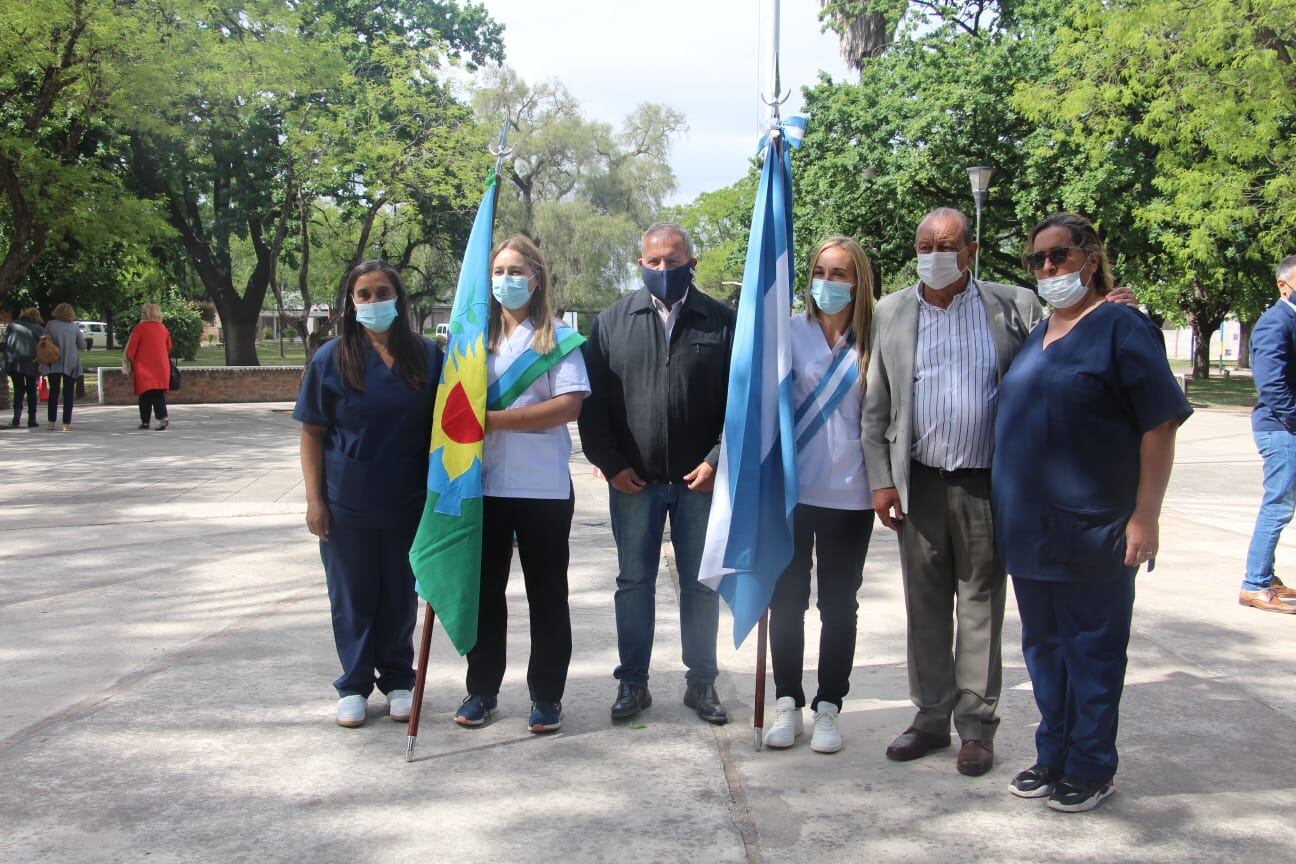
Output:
[698, 126, 799, 647]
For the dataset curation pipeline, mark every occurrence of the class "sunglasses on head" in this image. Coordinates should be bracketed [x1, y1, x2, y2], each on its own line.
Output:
[1024, 246, 1082, 271]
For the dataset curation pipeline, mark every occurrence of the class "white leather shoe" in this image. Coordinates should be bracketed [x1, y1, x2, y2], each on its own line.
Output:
[763, 696, 803, 749]
[336, 694, 367, 728]
[387, 689, 413, 722]
[811, 703, 842, 753]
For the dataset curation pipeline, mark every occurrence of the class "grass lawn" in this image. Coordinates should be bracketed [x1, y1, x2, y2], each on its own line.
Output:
[1167, 360, 1257, 411]
[78, 341, 308, 371]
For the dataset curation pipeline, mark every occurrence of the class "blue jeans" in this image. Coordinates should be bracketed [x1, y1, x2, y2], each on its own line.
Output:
[609, 483, 719, 687]
[1243, 429, 1296, 591]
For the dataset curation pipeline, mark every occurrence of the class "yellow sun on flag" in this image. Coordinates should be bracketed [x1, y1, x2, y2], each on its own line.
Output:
[430, 334, 487, 480]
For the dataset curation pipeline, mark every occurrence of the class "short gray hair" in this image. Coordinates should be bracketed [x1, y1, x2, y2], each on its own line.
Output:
[1278, 254, 1296, 283]
[917, 208, 974, 246]
[642, 222, 695, 259]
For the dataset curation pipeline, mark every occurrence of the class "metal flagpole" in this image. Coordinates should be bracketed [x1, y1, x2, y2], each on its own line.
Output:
[404, 114, 511, 762]
[751, 0, 788, 753]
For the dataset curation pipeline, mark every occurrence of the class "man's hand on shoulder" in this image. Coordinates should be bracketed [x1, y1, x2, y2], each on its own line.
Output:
[1105, 286, 1138, 308]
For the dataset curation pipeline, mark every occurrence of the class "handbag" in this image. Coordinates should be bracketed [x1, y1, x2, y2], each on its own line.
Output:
[169, 360, 182, 390]
[35, 334, 60, 366]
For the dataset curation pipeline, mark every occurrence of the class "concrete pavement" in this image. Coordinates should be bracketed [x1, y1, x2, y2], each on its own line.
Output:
[1, 403, 1294, 863]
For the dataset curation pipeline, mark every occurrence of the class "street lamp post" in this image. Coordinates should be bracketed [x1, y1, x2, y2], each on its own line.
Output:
[967, 166, 994, 281]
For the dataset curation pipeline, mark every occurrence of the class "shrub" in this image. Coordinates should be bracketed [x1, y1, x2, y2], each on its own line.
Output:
[116, 296, 205, 360]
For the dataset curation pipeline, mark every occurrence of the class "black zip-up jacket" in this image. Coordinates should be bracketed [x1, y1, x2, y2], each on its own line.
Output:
[579, 286, 735, 484]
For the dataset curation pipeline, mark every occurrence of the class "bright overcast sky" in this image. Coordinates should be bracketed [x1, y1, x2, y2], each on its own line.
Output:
[473, 0, 852, 206]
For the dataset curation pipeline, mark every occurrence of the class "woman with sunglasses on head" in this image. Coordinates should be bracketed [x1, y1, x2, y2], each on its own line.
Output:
[294, 260, 443, 729]
[763, 235, 877, 754]
[990, 213, 1191, 812]
[452, 235, 590, 735]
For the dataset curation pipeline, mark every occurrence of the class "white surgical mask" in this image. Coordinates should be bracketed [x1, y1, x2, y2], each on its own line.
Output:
[916, 251, 965, 290]
[1036, 270, 1091, 309]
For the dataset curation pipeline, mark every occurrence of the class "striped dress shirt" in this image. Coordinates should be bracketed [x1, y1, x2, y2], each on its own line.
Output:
[911, 280, 1000, 470]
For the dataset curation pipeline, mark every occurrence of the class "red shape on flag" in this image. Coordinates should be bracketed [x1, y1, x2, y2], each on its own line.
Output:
[442, 381, 483, 444]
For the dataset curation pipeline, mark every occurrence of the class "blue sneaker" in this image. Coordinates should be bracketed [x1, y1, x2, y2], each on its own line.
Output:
[528, 700, 562, 733]
[454, 694, 497, 727]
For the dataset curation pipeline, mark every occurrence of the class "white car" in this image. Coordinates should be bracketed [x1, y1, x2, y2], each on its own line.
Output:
[75, 321, 112, 349]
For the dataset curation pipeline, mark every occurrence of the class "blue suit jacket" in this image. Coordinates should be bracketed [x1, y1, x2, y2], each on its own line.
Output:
[1251, 299, 1296, 433]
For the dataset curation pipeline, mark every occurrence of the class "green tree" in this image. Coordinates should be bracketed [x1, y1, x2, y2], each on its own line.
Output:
[0, 0, 172, 306]
[1018, 0, 1295, 377]
[475, 68, 686, 310]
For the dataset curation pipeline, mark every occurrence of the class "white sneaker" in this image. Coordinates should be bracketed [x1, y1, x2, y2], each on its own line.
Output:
[387, 689, 413, 722]
[763, 696, 804, 749]
[336, 694, 367, 728]
[811, 703, 842, 753]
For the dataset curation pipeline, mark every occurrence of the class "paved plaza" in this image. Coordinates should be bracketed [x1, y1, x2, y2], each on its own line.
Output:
[2, 403, 1295, 863]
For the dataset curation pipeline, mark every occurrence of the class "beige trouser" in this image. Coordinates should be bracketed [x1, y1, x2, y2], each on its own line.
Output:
[899, 461, 1005, 743]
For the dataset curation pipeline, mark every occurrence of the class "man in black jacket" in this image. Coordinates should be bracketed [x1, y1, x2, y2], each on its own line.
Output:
[579, 222, 736, 724]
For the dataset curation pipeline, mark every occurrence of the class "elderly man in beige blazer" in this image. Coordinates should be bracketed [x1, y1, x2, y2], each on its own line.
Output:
[863, 207, 1043, 777]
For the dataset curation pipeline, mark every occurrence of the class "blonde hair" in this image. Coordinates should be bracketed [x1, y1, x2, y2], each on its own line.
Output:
[805, 235, 876, 377]
[488, 235, 557, 355]
[141, 303, 163, 322]
[52, 303, 75, 322]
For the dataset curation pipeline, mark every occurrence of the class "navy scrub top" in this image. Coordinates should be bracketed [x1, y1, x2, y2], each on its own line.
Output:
[294, 336, 444, 525]
[991, 302, 1192, 582]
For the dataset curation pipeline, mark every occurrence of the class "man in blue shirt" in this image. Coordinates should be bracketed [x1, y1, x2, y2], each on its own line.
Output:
[1241, 254, 1296, 614]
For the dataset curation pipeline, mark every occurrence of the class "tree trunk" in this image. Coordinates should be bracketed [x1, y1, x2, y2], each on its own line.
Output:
[1186, 275, 1231, 380]
[222, 316, 261, 366]
[1238, 318, 1255, 369]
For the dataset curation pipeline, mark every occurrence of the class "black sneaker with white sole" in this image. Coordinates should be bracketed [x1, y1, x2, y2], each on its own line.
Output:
[1047, 775, 1115, 812]
[1010, 764, 1061, 798]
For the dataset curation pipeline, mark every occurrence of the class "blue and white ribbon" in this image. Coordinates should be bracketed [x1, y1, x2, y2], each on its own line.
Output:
[757, 115, 807, 152]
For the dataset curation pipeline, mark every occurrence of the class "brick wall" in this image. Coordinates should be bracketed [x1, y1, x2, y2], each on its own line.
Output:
[97, 366, 305, 405]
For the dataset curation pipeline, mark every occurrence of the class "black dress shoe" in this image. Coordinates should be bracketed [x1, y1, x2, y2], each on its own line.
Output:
[683, 683, 729, 725]
[885, 725, 952, 761]
[610, 682, 651, 720]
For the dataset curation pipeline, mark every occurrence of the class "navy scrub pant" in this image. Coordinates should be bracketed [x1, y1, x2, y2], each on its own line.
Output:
[320, 510, 419, 698]
[1013, 571, 1136, 782]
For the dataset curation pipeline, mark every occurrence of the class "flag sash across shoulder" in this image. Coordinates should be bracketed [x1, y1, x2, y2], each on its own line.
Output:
[698, 130, 799, 647]
[408, 179, 496, 656]
[486, 323, 586, 410]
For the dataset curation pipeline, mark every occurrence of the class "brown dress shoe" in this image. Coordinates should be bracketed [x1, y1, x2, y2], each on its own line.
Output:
[1270, 577, 1296, 599]
[957, 739, 994, 776]
[885, 726, 951, 761]
[1239, 587, 1296, 613]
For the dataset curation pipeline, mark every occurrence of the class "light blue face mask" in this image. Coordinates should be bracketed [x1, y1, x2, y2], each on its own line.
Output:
[492, 274, 533, 310]
[810, 278, 854, 314]
[355, 298, 398, 333]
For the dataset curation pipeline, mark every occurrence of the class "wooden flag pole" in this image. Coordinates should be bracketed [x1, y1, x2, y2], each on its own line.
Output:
[753, 608, 769, 751]
[405, 602, 436, 761]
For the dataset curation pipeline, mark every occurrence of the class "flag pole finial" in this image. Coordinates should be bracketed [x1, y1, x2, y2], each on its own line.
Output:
[488, 114, 512, 180]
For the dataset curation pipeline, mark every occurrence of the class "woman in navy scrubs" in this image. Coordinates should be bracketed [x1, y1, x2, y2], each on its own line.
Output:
[453, 235, 589, 734]
[295, 260, 443, 728]
[991, 213, 1191, 812]
[764, 236, 876, 754]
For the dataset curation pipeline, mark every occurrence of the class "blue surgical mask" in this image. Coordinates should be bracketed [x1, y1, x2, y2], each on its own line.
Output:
[641, 263, 692, 306]
[1036, 270, 1091, 309]
[491, 274, 534, 310]
[355, 298, 399, 333]
[810, 279, 854, 314]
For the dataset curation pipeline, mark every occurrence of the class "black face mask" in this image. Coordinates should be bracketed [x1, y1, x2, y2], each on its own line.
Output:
[641, 263, 692, 306]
